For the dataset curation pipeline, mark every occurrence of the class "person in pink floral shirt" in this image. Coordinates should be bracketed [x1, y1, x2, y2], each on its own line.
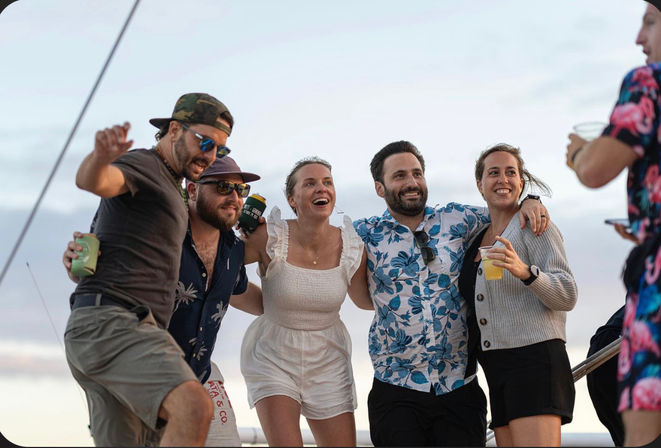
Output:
[566, 2, 661, 445]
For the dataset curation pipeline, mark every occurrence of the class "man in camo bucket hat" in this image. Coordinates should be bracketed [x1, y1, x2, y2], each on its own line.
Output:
[66, 93, 234, 446]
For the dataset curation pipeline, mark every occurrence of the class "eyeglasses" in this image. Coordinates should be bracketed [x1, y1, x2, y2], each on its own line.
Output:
[413, 230, 436, 265]
[180, 123, 231, 158]
[197, 180, 251, 198]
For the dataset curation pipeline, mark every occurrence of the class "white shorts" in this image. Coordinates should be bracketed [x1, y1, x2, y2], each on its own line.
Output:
[240, 316, 357, 420]
[204, 362, 241, 447]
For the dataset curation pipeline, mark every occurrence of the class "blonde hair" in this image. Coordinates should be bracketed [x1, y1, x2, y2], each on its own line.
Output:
[284, 157, 332, 214]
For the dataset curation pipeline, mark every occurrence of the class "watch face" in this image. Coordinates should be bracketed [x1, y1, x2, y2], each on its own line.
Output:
[531, 265, 540, 276]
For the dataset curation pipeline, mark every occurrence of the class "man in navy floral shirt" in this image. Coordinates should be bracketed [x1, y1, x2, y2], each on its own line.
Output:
[353, 141, 548, 446]
[167, 156, 263, 446]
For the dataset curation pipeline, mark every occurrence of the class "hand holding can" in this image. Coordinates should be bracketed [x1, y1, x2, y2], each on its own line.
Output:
[70, 233, 100, 277]
[237, 194, 267, 233]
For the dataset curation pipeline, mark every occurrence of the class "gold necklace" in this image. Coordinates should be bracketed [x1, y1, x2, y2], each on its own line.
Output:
[302, 244, 320, 265]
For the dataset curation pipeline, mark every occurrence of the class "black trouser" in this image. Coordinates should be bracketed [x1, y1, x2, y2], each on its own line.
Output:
[586, 306, 625, 447]
[368, 377, 487, 447]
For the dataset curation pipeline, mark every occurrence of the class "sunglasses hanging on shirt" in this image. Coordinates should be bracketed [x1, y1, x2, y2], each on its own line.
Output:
[414, 230, 436, 265]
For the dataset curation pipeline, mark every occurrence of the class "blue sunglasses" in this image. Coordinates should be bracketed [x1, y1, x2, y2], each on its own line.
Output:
[180, 122, 231, 158]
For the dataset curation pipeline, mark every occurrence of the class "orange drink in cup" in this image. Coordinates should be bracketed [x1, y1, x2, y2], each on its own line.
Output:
[479, 245, 503, 280]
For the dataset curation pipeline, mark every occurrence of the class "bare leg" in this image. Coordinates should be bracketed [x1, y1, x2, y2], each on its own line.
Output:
[255, 395, 304, 446]
[307, 412, 356, 447]
[493, 425, 513, 447]
[507, 414, 561, 447]
[158, 380, 213, 446]
[622, 410, 661, 446]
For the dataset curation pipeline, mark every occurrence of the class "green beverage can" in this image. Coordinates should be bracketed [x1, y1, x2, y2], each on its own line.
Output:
[238, 194, 267, 233]
[71, 233, 100, 278]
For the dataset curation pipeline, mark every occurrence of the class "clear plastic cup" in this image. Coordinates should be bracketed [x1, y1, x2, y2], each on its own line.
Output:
[572, 121, 608, 140]
[479, 245, 503, 280]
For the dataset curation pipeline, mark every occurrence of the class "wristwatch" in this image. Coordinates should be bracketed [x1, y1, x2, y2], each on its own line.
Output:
[522, 264, 539, 285]
[520, 194, 541, 205]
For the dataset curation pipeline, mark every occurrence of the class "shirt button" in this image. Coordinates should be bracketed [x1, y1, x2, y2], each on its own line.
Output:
[478, 268, 483, 275]
[476, 294, 484, 302]
[199, 327, 203, 331]
[479, 318, 487, 325]
[202, 273, 207, 277]
[483, 340, 491, 348]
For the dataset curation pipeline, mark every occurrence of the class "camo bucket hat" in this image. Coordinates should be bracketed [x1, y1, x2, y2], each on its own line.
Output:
[149, 92, 234, 136]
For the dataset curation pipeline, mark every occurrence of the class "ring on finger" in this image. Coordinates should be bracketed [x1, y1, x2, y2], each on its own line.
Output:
[541, 214, 546, 218]
[505, 256, 508, 263]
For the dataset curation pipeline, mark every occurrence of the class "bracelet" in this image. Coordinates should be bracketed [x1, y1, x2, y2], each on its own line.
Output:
[570, 145, 584, 165]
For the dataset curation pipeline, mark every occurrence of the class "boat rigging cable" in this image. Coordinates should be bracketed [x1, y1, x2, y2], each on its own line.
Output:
[26, 262, 64, 350]
[0, 0, 141, 287]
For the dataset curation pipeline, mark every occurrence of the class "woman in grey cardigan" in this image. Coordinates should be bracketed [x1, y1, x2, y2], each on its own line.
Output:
[458, 144, 577, 447]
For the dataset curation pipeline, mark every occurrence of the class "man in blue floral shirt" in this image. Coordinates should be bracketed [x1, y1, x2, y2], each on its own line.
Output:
[353, 141, 548, 446]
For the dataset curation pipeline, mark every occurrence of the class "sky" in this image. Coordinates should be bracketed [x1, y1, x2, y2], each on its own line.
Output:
[0, 0, 650, 445]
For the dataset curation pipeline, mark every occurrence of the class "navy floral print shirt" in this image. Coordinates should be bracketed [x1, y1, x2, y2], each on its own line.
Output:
[354, 203, 489, 395]
[167, 227, 248, 384]
[605, 63, 661, 241]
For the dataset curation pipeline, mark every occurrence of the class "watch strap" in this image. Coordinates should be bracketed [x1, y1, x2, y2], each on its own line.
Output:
[523, 265, 539, 285]
[520, 194, 541, 205]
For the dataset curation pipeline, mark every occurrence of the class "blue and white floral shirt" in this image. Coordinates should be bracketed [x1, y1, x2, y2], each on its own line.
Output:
[354, 203, 489, 395]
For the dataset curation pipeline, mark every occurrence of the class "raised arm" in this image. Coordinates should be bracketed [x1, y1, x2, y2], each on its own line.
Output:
[567, 135, 637, 188]
[347, 249, 374, 310]
[230, 282, 263, 315]
[76, 122, 133, 198]
[241, 219, 271, 277]
[566, 66, 653, 188]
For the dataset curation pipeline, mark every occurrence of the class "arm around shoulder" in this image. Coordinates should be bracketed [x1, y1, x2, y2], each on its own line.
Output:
[230, 282, 263, 315]
[347, 249, 374, 310]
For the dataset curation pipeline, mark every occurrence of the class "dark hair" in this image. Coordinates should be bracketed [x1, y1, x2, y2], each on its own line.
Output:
[285, 157, 333, 215]
[154, 124, 170, 141]
[370, 141, 425, 183]
[474, 143, 551, 198]
[154, 111, 234, 141]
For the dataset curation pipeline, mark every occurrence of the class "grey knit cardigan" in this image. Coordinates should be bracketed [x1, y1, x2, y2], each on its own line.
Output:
[473, 212, 578, 351]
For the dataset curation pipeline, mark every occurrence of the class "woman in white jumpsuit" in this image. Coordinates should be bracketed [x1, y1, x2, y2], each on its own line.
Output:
[241, 157, 372, 446]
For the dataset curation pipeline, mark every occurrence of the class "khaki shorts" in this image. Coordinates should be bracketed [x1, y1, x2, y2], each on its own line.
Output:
[64, 305, 198, 447]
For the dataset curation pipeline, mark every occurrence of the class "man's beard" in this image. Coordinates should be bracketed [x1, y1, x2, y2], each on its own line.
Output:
[173, 135, 210, 181]
[384, 185, 427, 217]
[195, 193, 238, 231]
